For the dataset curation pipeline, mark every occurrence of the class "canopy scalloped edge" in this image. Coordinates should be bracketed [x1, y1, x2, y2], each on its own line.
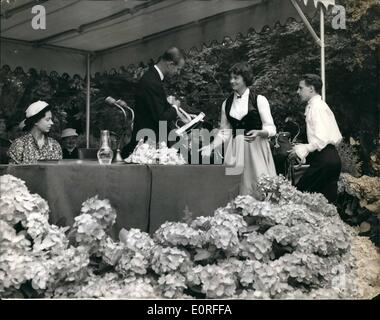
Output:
[300, 0, 336, 9]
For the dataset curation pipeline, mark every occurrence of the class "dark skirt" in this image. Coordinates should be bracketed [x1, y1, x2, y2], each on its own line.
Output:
[296, 144, 341, 203]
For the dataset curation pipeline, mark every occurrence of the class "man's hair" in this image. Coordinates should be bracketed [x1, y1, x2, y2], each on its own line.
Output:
[160, 47, 184, 65]
[229, 62, 254, 87]
[301, 74, 323, 94]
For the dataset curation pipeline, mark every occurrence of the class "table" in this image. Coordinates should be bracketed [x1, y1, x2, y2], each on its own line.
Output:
[5, 161, 151, 238]
[2, 161, 241, 236]
[149, 165, 240, 233]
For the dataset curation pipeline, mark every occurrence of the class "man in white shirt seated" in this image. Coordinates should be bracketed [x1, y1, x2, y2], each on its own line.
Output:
[289, 74, 342, 203]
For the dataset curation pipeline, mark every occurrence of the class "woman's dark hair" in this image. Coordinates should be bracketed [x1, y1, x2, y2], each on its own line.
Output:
[24, 105, 52, 132]
[229, 62, 254, 87]
[301, 74, 323, 94]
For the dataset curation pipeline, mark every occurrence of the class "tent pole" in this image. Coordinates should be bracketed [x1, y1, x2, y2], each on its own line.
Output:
[86, 53, 91, 148]
[320, 7, 326, 101]
[290, 0, 321, 46]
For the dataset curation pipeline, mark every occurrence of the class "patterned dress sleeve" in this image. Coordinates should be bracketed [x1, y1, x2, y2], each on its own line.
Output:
[7, 138, 24, 164]
[50, 139, 63, 160]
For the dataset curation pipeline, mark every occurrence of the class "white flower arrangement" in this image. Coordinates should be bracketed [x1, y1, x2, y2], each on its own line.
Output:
[125, 139, 187, 165]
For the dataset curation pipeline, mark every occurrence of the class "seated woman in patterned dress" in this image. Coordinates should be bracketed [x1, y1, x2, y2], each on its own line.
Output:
[8, 101, 62, 164]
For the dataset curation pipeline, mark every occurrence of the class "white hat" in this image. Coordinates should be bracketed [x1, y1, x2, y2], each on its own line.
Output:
[25, 100, 49, 118]
[61, 128, 78, 138]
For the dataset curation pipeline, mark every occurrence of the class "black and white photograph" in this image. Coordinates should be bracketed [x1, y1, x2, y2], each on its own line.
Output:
[0, 0, 379, 308]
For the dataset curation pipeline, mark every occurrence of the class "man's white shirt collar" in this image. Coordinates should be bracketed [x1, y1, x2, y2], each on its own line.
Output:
[154, 65, 164, 81]
[305, 94, 322, 115]
[308, 95, 322, 105]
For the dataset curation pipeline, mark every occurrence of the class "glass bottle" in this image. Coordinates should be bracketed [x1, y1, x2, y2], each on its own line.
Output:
[97, 130, 114, 164]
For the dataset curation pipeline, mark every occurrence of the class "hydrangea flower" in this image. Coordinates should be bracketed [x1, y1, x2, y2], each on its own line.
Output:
[0, 220, 31, 251]
[151, 246, 191, 275]
[99, 237, 123, 266]
[188, 264, 237, 298]
[81, 196, 117, 229]
[23, 212, 50, 240]
[27, 260, 54, 290]
[119, 228, 155, 258]
[0, 175, 49, 227]
[158, 273, 187, 298]
[56, 245, 90, 283]
[264, 224, 296, 247]
[74, 273, 124, 298]
[154, 222, 205, 248]
[228, 195, 257, 216]
[238, 260, 260, 288]
[0, 248, 33, 292]
[32, 229, 69, 257]
[116, 250, 149, 276]
[185, 265, 203, 287]
[189, 216, 212, 231]
[207, 210, 247, 255]
[72, 213, 107, 248]
[122, 276, 159, 299]
[239, 231, 273, 262]
[249, 261, 291, 297]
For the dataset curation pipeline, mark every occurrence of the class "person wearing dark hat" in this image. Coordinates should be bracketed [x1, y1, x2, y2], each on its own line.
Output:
[61, 128, 79, 159]
[8, 101, 62, 164]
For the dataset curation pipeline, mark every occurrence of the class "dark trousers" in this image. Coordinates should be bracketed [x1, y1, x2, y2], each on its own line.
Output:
[296, 144, 341, 203]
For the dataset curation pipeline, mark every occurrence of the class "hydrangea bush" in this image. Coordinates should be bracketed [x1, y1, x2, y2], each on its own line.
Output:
[1, 174, 379, 299]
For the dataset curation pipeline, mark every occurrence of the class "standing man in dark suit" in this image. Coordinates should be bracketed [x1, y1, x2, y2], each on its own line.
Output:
[122, 47, 185, 157]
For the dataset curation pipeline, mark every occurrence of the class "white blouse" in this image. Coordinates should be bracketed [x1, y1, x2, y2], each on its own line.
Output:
[212, 89, 276, 148]
[294, 95, 342, 161]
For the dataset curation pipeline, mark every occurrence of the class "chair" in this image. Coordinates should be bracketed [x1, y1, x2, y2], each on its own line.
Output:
[78, 148, 98, 160]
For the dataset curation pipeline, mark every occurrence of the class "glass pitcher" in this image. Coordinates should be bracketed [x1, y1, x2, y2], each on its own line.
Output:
[97, 130, 114, 164]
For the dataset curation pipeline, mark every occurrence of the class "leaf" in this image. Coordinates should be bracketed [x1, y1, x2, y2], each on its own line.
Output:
[194, 249, 213, 261]
[118, 228, 129, 244]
